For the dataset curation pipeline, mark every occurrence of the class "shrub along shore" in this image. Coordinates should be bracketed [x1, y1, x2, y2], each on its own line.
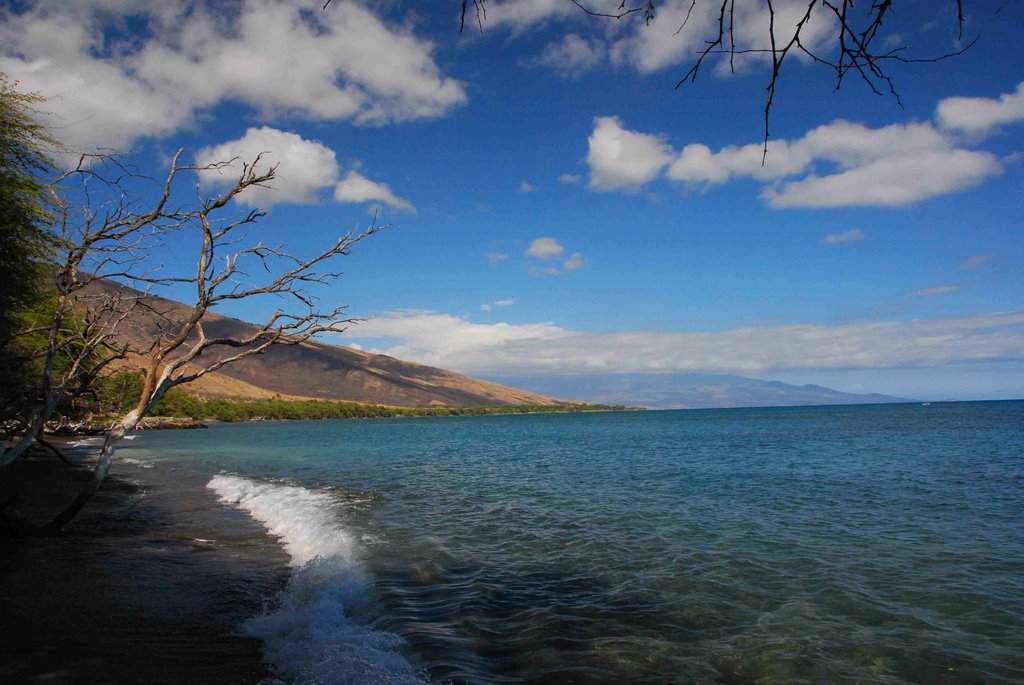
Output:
[42, 373, 628, 431]
[148, 390, 626, 423]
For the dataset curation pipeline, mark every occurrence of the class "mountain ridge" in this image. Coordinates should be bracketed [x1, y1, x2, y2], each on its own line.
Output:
[86, 279, 565, 407]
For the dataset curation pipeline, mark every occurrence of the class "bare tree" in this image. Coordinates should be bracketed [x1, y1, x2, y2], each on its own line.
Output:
[3, 150, 382, 533]
[459, 1, 979, 155]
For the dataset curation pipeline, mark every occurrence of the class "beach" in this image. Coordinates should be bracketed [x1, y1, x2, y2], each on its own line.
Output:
[0, 442, 282, 684]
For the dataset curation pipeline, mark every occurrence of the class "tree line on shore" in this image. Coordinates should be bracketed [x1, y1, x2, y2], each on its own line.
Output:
[82, 372, 624, 423]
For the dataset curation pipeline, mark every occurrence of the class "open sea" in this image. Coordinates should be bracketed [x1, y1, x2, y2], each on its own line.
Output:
[114, 401, 1024, 684]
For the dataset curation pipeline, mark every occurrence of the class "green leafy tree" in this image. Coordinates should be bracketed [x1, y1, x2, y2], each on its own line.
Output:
[0, 74, 58, 422]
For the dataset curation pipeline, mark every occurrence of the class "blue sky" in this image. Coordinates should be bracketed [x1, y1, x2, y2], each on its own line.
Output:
[2, 1, 1022, 400]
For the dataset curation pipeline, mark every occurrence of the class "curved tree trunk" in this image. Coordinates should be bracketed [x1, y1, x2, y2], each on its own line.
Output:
[43, 408, 141, 533]
[0, 399, 57, 467]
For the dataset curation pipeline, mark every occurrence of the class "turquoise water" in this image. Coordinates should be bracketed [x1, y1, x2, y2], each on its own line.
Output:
[121, 401, 1024, 684]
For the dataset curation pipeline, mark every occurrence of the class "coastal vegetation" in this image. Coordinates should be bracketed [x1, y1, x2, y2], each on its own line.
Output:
[69, 373, 624, 424]
[151, 391, 623, 422]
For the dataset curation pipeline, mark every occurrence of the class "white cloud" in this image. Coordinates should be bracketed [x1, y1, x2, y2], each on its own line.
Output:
[352, 310, 570, 368]
[346, 310, 1024, 375]
[960, 254, 993, 269]
[764, 150, 1001, 208]
[587, 116, 674, 191]
[480, 304, 492, 312]
[532, 33, 605, 78]
[911, 285, 961, 297]
[820, 229, 865, 245]
[623, 0, 833, 76]
[0, 1, 465, 154]
[196, 127, 339, 207]
[668, 139, 811, 184]
[526, 237, 564, 260]
[590, 103, 1009, 207]
[559, 173, 581, 184]
[800, 120, 951, 168]
[518, 180, 537, 193]
[334, 171, 416, 213]
[485, 252, 509, 264]
[563, 252, 585, 271]
[937, 81, 1024, 135]
[485, 0, 576, 30]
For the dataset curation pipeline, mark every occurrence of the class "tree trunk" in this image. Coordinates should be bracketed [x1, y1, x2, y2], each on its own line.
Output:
[0, 398, 57, 467]
[43, 408, 141, 533]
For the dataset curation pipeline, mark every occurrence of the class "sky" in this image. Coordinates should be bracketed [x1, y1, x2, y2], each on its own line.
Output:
[2, 0, 1022, 401]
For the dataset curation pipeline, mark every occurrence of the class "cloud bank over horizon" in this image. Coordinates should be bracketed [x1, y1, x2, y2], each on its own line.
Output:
[344, 310, 1024, 376]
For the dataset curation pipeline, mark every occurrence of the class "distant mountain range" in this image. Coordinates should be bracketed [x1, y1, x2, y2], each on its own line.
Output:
[483, 373, 911, 409]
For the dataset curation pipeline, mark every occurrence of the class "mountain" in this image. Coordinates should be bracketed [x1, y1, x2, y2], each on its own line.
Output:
[482, 373, 911, 409]
[86, 280, 564, 407]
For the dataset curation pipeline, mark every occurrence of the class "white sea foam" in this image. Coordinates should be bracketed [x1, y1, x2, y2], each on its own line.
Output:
[207, 474, 426, 685]
[119, 457, 156, 469]
[66, 438, 102, 448]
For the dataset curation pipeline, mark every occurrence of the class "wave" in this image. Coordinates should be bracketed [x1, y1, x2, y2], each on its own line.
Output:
[208, 474, 427, 685]
[119, 457, 156, 469]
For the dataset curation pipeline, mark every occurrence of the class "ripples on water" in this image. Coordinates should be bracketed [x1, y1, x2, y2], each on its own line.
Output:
[123, 401, 1024, 684]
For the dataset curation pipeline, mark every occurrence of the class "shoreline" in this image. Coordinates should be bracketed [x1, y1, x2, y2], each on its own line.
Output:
[0, 442, 284, 684]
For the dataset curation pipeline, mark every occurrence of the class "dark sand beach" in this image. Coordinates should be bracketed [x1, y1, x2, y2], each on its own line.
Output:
[0, 442, 284, 684]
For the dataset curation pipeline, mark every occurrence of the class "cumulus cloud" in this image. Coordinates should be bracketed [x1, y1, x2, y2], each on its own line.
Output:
[532, 33, 605, 78]
[559, 173, 581, 184]
[668, 139, 811, 184]
[960, 254, 993, 269]
[526, 237, 564, 260]
[764, 150, 1001, 208]
[587, 103, 1011, 207]
[488, 0, 834, 78]
[196, 127, 339, 207]
[485, 252, 509, 264]
[346, 310, 1024, 375]
[937, 82, 1024, 135]
[334, 171, 415, 213]
[0, 1, 465, 154]
[518, 180, 537, 193]
[484, 0, 576, 30]
[587, 116, 674, 191]
[820, 229, 865, 245]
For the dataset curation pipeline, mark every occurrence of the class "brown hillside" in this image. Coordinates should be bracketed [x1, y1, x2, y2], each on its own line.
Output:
[86, 279, 564, 407]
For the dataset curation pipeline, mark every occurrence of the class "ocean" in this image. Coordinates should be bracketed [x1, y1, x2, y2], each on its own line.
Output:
[114, 401, 1024, 684]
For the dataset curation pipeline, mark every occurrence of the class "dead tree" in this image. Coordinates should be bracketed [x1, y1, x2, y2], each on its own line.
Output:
[0, 153, 177, 468]
[3, 150, 382, 533]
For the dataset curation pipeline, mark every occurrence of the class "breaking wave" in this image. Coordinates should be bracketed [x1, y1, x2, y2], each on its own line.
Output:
[208, 474, 426, 684]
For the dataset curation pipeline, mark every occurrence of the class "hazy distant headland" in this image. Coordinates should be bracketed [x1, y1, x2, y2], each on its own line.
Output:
[484, 372, 912, 410]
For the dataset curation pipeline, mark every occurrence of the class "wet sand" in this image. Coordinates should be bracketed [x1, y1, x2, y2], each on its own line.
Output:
[0, 443, 287, 684]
